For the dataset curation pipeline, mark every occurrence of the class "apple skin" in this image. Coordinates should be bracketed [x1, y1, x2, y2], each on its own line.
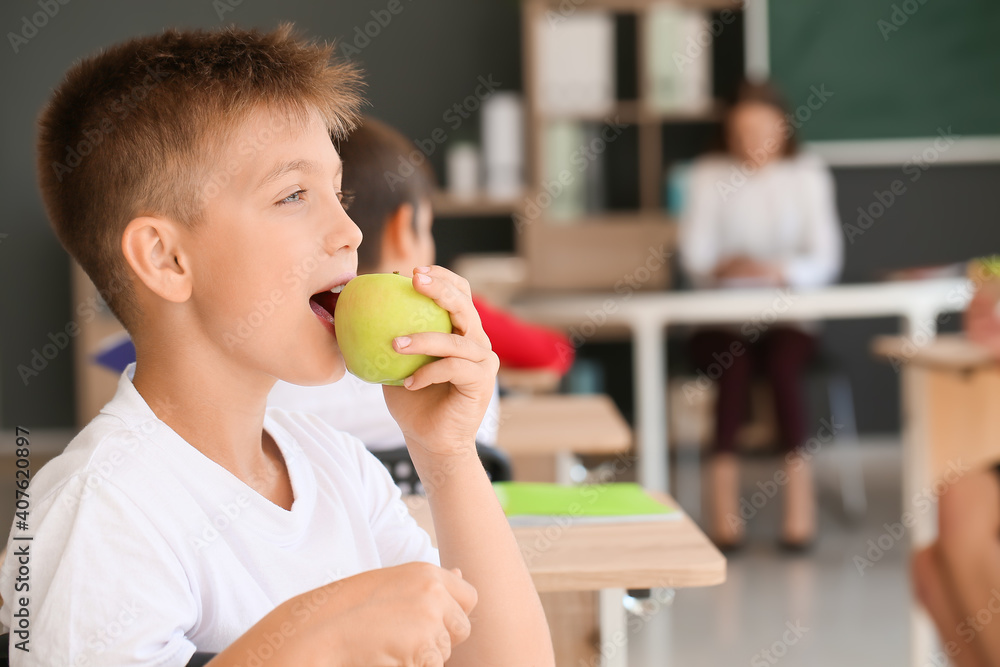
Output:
[334, 273, 453, 385]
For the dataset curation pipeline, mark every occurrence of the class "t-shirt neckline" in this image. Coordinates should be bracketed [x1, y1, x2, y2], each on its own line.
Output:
[105, 363, 318, 542]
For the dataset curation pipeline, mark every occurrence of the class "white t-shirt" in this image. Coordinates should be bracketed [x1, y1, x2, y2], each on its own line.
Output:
[679, 153, 843, 290]
[268, 372, 501, 451]
[0, 363, 438, 665]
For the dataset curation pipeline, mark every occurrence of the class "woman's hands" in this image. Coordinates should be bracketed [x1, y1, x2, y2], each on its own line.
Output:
[382, 266, 499, 462]
[714, 255, 785, 285]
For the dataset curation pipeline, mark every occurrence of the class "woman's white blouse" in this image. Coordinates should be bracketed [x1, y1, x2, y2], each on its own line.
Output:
[679, 153, 844, 290]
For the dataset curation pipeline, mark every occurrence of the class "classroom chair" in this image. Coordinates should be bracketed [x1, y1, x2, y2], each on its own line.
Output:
[373, 443, 514, 493]
[671, 338, 868, 525]
[0, 638, 216, 666]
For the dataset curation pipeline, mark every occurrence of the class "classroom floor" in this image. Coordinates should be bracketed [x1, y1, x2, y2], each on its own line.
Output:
[0, 433, 917, 665]
[629, 438, 913, 666]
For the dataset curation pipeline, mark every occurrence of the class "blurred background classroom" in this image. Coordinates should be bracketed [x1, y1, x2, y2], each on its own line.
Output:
[2, 0, 1000, 665]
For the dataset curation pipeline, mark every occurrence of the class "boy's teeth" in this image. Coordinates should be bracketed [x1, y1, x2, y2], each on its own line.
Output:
[331, 285, 344, 294]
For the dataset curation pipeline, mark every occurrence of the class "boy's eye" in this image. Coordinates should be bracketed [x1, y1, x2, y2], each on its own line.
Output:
[339, 189, 355, 211]
[279, 189, 306, 205]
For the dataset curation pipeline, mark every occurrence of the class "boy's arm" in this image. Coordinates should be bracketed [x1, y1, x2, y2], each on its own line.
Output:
[410, 450, 555, 667]
[384, 266, 555, 667]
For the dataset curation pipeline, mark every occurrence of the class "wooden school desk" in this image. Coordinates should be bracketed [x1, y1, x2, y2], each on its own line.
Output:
[872, 334, 1000, 483]
[406, 493, 726, 667]
[512, 278, 973, 494]
[496, 394, 632, 484]
[873, 334, 1000, 666]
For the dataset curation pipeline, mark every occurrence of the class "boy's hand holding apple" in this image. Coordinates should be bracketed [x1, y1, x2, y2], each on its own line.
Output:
[335, 265, 498, 466]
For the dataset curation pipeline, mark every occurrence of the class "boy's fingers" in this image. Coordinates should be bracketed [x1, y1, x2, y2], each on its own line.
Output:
[406, 356, 498, 392]
[416, 645, 446, 667]
[394, 331, 492, 363]
[412, 268, 490, 348]
[442, 567, 479, 614]
[415, 265, 472, 298]
[444, 606, 472, 648]
[432, 628, 453, 665]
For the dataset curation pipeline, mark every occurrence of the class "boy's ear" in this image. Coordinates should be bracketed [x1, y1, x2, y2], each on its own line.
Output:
[121, 217, 192, 303]
[380, 202, 417, 264]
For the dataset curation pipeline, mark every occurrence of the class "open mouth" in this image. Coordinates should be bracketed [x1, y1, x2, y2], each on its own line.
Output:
[309, 286, 342, 327]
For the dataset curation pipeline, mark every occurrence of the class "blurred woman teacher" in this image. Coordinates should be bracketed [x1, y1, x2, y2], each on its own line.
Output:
[679, 80, 843, 550]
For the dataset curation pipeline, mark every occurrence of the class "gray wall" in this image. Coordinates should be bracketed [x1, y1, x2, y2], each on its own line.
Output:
[1, 0, 997, 434]
[824, 163, 1000, 433]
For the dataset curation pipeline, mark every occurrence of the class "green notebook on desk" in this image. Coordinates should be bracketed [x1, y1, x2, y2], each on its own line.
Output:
[492, 482, 679, 527]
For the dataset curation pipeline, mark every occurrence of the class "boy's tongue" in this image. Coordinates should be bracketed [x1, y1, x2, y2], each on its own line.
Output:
[309, 290, 339, 324]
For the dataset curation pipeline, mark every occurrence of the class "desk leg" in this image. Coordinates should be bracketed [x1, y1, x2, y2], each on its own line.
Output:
[634, 319, 668, 493]
[555, 451, 578, 486]
[539, 591, 600, 666]
[599, 588, 628, 667]
[901, 313, 940, 666]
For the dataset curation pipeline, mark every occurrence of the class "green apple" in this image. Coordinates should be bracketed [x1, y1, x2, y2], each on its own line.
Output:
[334, 272, 453, 385]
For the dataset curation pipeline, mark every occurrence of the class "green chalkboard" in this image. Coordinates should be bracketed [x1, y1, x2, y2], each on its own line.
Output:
[769, 0, 1000, 142]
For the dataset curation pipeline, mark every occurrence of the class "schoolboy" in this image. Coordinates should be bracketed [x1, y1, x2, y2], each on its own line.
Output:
[0, 25, 553, 666]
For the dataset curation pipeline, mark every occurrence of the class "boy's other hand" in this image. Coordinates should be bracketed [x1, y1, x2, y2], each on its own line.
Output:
[332, 563, 477, 666]
[383, 265, 499, 461]
[214, 563, 476, 666]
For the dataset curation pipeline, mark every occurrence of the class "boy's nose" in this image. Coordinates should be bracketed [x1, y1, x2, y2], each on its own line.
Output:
[324, 211, 363, 255]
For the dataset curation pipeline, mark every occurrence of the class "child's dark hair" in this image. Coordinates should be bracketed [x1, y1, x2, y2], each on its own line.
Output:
[338, 116, 436, 272]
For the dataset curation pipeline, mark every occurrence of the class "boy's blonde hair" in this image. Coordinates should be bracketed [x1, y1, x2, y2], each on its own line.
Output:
[37, 24, 364, 331]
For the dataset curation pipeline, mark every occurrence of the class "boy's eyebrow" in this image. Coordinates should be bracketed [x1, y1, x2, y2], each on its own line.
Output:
[256, 159, 320, 190]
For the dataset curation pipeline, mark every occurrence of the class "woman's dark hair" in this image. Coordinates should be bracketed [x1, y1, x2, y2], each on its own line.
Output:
[723, 79, 798, 157]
